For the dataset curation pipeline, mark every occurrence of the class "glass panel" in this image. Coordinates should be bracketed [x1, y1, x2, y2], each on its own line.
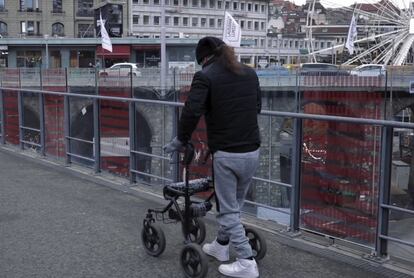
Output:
[299, 91, 381, 245]
[22, 92, 40, 151]
[4, 90, 19, 145]
[99, 85, 131, 177]
[388, 210, 414, 267]
[44, 92, 65, 160]
[68, 93, 94, 167]
[132, 91, 175, 187]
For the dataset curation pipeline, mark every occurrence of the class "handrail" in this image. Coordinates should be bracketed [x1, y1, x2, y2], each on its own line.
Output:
[2, 86, 414, 129]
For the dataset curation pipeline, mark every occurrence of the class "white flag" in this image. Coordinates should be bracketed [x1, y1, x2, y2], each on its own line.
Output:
[100, 12, 112, 53]
[345, 14, 357, 55]
[222, 12, 241, 47]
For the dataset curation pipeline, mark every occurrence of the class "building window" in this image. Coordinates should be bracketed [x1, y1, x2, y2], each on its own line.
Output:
[217, 1, 222, 9]
[0, 21, 7, 36]
[173, 0, 179, 5]
[217, 18, 222, 28]
[143, 15, 149, 25]
[225, 1, 229, 9]
[17, 50, 42, 68]
[27, 21, 34, 35]
[201, 0, 206, 7]
[261, 4, 265, 13]
[154, 0, 160, 4]
[52, 22, 64, 36]
[261, 39, 265, 47]
[192, 0, 198, 7]
[247, 21, 252, 30]
[21, 0, 39, 11]
[209, 18, 215, 27]
[183, 17, 189, 26]
[154, 16, 160, 25]
[240, 2, 245, 10]
[143, 0, 149, 4]
[0, 0, 4, 10]
[209, 0, 214, 8]
[77, 0, 93, 17]
[233, 2, 238, 10]
[133, 15, 139, 24]
[192, 17, 198, 27]
[247, 3, 251, 11]
[165, 0, 169, 5]
[165, 16, 170, 25]
[50, 50, 61, 68]
[78, 23, 94, 37]
[183, 0, 188, 6]
[173, 16, 179, 26]
[260, 22, 264, 30]
[53, 0, 63, 12]
[254, 4, 258, 12]
[254, 21, 258, 31]
[201, 18, 206, 27]
[240, 20, 244, 29]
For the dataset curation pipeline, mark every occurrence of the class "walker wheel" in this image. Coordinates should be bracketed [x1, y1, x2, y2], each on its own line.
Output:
[180, 243, 208, 278]
[245, 227, 267, 260]
[183, 218, 206, 244]
[141, 223, 166, 257]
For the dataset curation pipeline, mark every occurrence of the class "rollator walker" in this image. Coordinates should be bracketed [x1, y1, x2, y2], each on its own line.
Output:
[141, 143, 267, 278]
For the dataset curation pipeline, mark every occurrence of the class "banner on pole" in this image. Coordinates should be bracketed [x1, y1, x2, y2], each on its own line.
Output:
[345, 14, 357, 55]
[100, 11, 113, 53]
[223, 12, 241, 47]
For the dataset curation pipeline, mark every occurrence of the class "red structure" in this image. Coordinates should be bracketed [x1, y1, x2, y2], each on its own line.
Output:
[301, 90, 383, 244]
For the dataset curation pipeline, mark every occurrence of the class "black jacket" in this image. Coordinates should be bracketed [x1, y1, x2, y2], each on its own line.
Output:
[177, 58, 261, 153]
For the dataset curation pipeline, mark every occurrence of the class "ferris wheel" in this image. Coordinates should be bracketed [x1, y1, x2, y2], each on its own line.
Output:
[306, 0, 414, 65]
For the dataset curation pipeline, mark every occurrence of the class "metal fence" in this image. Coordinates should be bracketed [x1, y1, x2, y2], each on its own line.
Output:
[0, 67, 413, 270]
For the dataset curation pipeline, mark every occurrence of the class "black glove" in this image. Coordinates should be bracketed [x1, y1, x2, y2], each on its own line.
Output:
[163, 137, 184, 153]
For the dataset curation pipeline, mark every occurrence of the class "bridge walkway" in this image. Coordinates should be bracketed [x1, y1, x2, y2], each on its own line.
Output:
[0, 148, 409, 278]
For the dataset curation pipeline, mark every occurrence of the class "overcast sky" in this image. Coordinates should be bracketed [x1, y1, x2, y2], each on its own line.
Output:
[290, 0, 410, 9]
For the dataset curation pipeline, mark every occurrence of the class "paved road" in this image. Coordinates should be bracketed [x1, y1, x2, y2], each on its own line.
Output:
[0, 149, 400, 278]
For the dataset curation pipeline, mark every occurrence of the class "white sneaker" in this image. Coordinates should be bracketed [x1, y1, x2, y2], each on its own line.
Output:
[202, 239, 229, 262]
[218, 258, 259, 278]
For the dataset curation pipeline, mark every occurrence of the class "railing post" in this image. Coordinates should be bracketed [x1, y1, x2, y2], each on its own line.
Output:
[375, 125, 393, 257]
[17, 90, 24, 150]
[172, 90, 179, 182]
[64, 68, 71, 165]
[129, 73, 136, 183]
[39, 69, 45, 156]
[0, 88, 4, 145]
[93, 67, 101, 173]
[290, 117, 303, 232]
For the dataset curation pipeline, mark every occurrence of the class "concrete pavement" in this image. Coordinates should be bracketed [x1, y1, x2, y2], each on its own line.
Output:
[0, 148, 410, 278]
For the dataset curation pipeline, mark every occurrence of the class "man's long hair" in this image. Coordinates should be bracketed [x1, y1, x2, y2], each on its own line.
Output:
[216, 45, 243, 75]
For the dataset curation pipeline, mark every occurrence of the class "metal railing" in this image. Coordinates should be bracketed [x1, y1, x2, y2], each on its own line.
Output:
[0, 67, 413, 269]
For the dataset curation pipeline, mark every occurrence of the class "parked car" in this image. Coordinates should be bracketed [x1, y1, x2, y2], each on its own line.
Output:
[299, 63, 349, 76]
[349, 64, 386, 77]
[99, 63, 142, 77]
[256, 65, 290, 77]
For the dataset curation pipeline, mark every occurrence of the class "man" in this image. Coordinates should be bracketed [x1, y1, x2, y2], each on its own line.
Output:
[164, 36, 261, 278]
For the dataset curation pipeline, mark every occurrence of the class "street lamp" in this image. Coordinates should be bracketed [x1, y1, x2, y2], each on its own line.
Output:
[44, 34, 49, 69]
[277, 34, 282, 65]
[160, 0, 166, 95]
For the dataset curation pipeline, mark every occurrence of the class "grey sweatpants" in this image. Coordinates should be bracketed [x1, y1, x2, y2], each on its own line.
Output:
[213, 149, 260, 259]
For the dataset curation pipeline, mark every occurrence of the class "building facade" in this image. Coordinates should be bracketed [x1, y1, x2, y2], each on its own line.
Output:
[0, 0, 347, 69]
